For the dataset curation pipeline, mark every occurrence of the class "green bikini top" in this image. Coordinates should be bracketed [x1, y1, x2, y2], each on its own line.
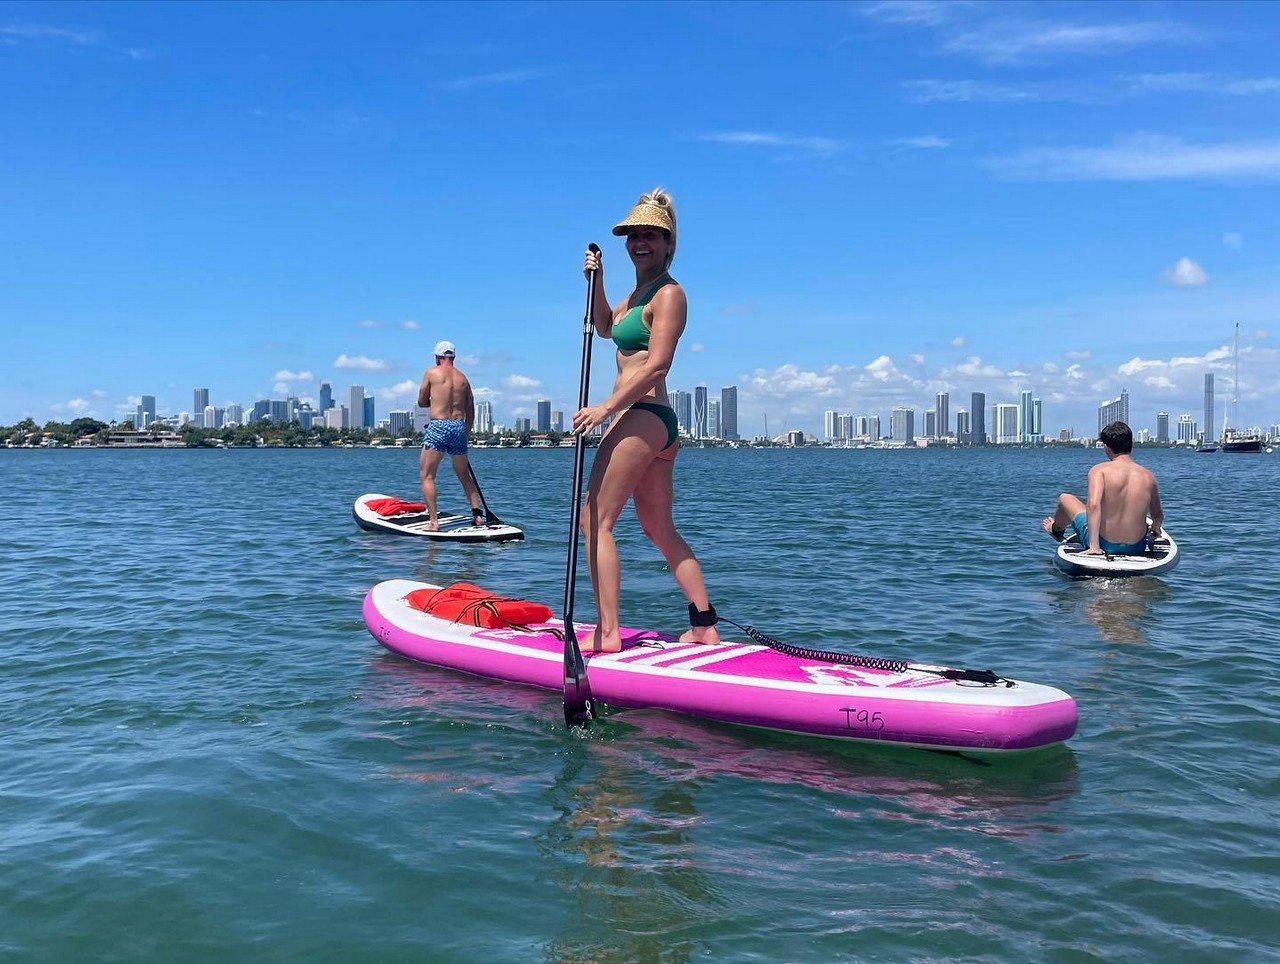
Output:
[611, 275, 673, 352]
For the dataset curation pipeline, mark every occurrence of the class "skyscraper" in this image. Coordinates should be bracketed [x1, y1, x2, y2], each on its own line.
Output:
[1177, 413, 1196, 444]
[935, 392, 950, 438]
[890, 407, 914, 444]
[691, 386, 711, 440]
[389, 410, 412, 435]
[970, 392, 986, 444]
[824, 410, 841, 441]
[363, 395, 375, 430]
[720, 386, 738, 441]
[320, 382, 334, 412]
[1156, 412, 1169, 442]
[708, 400, 720, 439]
[994, 403, 1019, 444]
[1019, 390, 1034, 443]
[476, 400, 494, 434]
[956, 409, 970, 441]
[669, 390, 692, 436]
[348, 386, 365, 428]
[866, 415, 881, 442]
[1031, 398, 1043, 443]
[1098, 389, 1130, 436]
[140, 395, 156, 428]
[552, 411, 564, 433]
[194, 388, 209, 414]
[1203, 374, 1215, 442]
[923, 409, 937, 439]
[536, 399, 551, 433]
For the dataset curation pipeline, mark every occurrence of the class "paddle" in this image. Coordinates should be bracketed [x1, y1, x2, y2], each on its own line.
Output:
[562, 242, 601, 726]
[465, 461, 503, 526]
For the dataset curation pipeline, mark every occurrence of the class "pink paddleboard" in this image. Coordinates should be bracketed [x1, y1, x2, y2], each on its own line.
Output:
[364, 579, 1078, 753]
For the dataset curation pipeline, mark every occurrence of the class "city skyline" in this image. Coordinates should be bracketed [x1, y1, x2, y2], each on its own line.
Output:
[4, 4, 1280, 437]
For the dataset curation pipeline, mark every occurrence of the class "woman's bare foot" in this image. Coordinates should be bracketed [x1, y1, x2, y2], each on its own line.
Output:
[586, 626, 623, 654]
[679, 625, 721, 645]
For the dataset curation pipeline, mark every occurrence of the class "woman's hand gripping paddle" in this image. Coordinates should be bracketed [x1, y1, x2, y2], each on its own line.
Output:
[562, 242, 601, 726]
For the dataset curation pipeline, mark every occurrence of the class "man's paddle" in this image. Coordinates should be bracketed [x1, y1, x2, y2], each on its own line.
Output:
[465, 462, 503, 526]
[562, 242, 601, 726]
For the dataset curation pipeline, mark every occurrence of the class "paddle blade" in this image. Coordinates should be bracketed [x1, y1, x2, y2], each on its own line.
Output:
[563, 632, 594, 726]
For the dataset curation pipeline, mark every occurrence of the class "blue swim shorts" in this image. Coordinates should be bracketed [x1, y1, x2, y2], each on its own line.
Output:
[423, 419, 468, 456]
[1069, 511, 1146, 555]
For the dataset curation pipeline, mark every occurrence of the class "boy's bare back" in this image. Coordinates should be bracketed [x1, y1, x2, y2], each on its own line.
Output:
[1089, 456, 1162, 543]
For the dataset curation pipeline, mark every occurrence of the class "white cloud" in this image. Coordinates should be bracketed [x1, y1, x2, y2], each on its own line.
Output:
[903, 78, 1069, 103]
[861, 1, 966, 27]
[946, 356, 1005, 379]
[689, 342, 705, 352]
[1065, 350, 1091, 361]
[375, 379, 419, 409]
[1162, 257, 1209, 287]
[357, 319, 380, 328]
[334, 354, 388, 371]
[272, 369, 314, 382]
[991, 134, 1280, 182]
[699, 131, 840, 158]
[1143, 376, 1177, 390]
[64, 398, 91, 414]
[950, 336, 966, 348]
[865, 355, 897, 381]
[892, 135, 951, 149]
[504, 374, 542, 389]
[944, 21, 1194, 65]
[1123, 73, 1280, 96]
[91, 388, 109, 397]
[1222, 232, 1243, 250]
[909, 353, 926, 364]
[440, 68, 550, 92]
[401, 320, 420, 331]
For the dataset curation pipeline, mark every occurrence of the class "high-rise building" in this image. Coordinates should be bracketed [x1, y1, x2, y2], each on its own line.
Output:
[720, 386, 738, 441]
[970, 392, 986, 445]
[1031, 398, 1043, 443]
[1156, 412, 1169, 442]
[1019, 390, 1034, 443]
[1177, 413, 1196, 444]
[389, 410, 412, 435]
[669, 390, 692, 436]
[194, 388, 209, 414]
[363, 395, 375, 430]
[824, 410, 841, 441]
[514, 416, 531, 433]
[476, 400, 494, 434]
[837, 413, 852, 442]
[552, 410, 564, 433]
[935, 392, 950, 438]
[1203, 374, 1215, 442]
[956, 409, 970, 441]
[708, 400, 720, 439]
[536, 399, 551, 433]
[226, 404, 244, 426]
[252, 400, 271, 422]
[1098, 389, 1130, 436]
[693, 386, 708, 439]
[866, 415, 880, 441]
[347, 386, 365, 428]
[203, 404, 218, 429]
[320, 382, 334, 412]
[923, 409, 937, 439]
[139, 395, 156, 428]
[890, 407, 914, 444]
[994, 403, 1019, 444]
[270, 400, 289, 423]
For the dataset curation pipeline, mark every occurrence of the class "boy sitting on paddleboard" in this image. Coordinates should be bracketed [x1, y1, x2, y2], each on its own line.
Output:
[1043, 420, 1165, 555]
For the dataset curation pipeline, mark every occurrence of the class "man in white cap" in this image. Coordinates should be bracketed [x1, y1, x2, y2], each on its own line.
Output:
[417, 340, 483, 530]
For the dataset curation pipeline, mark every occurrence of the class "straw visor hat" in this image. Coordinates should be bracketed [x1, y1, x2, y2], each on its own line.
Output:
[611, 198, 675, 237]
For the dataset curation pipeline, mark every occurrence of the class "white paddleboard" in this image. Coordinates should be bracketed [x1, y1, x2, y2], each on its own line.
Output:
[353, 493, 524, 543]
[1054, 529, 1178, 577]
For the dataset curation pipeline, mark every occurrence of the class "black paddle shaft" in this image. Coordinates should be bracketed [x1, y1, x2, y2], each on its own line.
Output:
[465, 461, 502, 525]
[562, 242, 601, 726]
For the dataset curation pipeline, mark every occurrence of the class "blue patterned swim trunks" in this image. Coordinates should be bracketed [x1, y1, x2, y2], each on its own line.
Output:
[423, 419, 468, 455]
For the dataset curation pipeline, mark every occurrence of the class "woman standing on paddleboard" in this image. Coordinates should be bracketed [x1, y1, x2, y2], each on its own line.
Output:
[572, 188, 720, 654]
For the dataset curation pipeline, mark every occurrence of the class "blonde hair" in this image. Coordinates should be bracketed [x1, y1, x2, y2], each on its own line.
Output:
[612, 187, 678, 267]
[640, 187, 677, 267]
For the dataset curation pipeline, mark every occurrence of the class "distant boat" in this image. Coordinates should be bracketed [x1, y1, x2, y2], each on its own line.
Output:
[1222, 323, 1263, 454]
[1196, 442, 1219, 454]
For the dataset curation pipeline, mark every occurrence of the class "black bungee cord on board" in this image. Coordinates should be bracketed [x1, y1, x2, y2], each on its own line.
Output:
[714, 614, 1014, 687]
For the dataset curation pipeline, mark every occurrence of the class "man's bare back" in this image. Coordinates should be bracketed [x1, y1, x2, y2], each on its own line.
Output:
[418, 365, 474, 423]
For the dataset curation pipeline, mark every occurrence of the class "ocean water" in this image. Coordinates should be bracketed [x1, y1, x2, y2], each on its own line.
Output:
[1, 446, 1277, 962]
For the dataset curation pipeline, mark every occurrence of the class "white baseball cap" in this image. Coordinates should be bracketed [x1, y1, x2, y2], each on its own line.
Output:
[433, 340, 456, 358]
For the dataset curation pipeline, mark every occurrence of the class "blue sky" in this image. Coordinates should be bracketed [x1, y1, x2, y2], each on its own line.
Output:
[3, 0, 1278, 437]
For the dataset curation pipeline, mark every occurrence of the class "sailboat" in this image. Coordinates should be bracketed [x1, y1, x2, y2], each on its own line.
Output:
[1221, 323, 1263, 454]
